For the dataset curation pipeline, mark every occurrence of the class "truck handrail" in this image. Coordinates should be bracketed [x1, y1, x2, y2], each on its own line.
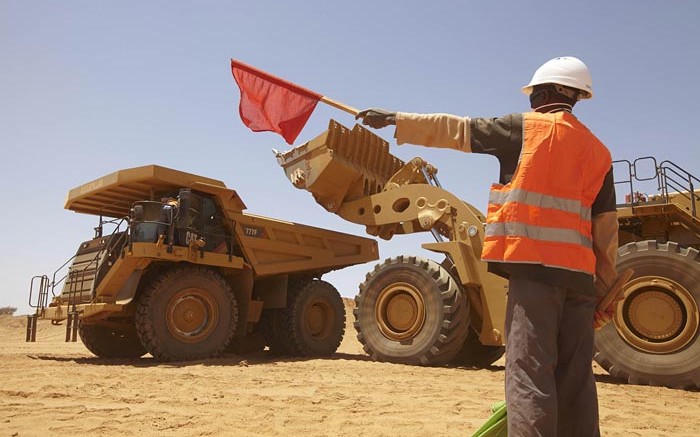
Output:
[29, 217, 129, 312]
[63, 219, 126, 308]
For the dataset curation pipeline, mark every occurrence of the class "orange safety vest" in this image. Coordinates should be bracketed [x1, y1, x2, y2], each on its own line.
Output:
[481, 111, 612, 275]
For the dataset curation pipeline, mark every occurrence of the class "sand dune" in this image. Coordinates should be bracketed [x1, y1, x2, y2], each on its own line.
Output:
[1, 302, 699, 436]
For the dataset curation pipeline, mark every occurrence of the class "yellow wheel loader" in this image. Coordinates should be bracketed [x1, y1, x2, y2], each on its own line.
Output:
[27, 165, 378, 361]
[277, 121, 700, 388]
[278, 120, 508, 368]
[597, 157, 700, 388]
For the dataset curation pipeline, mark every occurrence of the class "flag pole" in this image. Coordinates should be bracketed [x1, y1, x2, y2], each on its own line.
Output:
[320, 96, 359, 116]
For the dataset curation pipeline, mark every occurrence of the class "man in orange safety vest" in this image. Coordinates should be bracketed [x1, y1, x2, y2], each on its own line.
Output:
[356, 56, 619, 436]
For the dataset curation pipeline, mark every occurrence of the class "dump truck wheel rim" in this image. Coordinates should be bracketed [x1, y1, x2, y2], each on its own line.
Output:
[166, 288, 219, 344]
[305, 299, 334, 340]
[614, 276, 699, 354]
[375, 282, 426, 341]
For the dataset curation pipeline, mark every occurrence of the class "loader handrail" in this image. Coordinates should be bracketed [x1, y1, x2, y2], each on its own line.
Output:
[614, 157, 700, 219]
[658, 160, 700, 218]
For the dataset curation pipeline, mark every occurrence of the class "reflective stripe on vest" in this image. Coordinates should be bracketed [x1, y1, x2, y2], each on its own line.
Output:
[486, 186, 593, 248]
[485, 222, 592, 248]
[481, 231, 597, 274]
[488, 188, 591, 222]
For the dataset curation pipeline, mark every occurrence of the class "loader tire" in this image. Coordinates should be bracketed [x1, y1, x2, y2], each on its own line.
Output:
[136, 266, 238, 362]
[451, 328, 505, 368]
[438, 258, 504, 368]
[354, 256, 470, 366]
[78, 320, 147, 359]
[594, 241, 700, 389]
[278, 279, 345, 357]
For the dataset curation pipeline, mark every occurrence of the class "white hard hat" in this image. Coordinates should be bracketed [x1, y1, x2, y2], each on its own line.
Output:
[522, 56, 593, 99]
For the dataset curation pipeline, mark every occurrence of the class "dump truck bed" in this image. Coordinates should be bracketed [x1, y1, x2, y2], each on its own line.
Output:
[233, 212, 378, 276]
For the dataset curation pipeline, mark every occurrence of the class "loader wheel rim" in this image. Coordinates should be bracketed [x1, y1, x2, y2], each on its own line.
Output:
[375, 282, 426, 341]
[306, 299, 333, 339]
[614, 276, 699, 354]
[166, 288, 219, 344]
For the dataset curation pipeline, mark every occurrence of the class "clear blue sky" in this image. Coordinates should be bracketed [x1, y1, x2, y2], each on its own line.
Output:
[2, 1, 699, 314]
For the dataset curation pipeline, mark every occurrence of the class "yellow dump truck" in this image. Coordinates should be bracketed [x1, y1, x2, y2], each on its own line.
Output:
[277, 121, 700, 389]
[27, 165, 378, 361]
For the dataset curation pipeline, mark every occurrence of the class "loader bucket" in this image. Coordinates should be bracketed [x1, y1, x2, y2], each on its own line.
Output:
[276, 120, 405, 212]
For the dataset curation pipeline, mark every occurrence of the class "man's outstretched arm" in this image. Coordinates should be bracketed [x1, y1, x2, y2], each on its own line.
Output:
[356, 108, 471, 151]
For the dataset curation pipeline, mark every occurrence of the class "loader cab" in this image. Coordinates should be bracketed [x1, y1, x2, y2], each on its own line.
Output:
[130, 188, 235, 254]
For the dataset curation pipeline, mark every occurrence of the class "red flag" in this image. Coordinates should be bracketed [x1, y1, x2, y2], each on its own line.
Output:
[231, 60, 322, 145]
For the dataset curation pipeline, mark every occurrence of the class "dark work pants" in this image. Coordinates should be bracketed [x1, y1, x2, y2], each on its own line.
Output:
[505, 276, 600, 437]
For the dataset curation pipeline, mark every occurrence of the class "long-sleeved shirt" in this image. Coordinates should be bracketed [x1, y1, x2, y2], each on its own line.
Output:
[394, 111, 619, 295]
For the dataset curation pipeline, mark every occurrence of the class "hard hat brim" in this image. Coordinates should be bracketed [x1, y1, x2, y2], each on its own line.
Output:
[521, 82, 592, 99]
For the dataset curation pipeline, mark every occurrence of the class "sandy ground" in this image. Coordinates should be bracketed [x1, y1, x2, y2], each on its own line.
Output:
[2, 301, 699, 437]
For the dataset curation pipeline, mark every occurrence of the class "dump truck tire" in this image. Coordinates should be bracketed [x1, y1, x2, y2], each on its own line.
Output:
[135, 267, 238, 361]
[259, 277, 310, 356]
[594, 241, 700, 389]
[354, 256, 470, 366]
[225, 333, 266, 355]
[278, 279, 345, 357]
[78, 321, 147, 359]
[259, 309, 294, 356]
[451, 328, 505, 368]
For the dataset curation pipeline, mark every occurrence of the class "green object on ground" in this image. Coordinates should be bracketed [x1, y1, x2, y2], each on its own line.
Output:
[471, 401, 507, 437]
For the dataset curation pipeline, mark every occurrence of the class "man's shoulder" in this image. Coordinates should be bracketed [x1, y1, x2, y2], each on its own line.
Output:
[471, 113, 524, 129]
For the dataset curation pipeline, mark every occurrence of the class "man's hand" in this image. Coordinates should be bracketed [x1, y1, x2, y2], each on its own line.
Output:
[593, 308, 615, 331]
[593, 268, 634, 331]
[355, 108, 397, 129]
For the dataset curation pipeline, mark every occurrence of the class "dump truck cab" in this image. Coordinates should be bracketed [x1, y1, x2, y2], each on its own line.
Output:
[28, 165, 378, 361]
